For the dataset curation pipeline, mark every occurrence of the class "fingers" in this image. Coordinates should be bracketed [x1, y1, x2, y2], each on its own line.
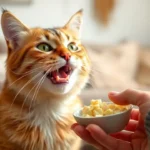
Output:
[86, 124, 132, 150]
[71, 123, 96, 144]
[110, 130, 133, 142]
[108, 89, 150, 119]
[130, 109, 140, 121]
[72, 124, 132, 150]
[71, 124, 105, 150]
[125, 119, 138, 132]
[86, 124, 118, 149]
[108, 89, 150, 107]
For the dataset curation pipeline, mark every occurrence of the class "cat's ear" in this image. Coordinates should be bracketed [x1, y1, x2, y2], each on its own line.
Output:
[1, 10, 29, 50]
[64, 9, 83, 38]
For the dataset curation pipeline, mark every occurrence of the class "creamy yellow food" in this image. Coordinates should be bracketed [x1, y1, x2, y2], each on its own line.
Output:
[82, 99, 129, 117]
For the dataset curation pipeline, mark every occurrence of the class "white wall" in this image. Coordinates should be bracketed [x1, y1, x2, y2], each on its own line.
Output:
[0, 0, 150, 46]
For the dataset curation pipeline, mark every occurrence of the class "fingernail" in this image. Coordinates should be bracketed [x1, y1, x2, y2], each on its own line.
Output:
[86, 124, 100, 133]
[86, 125, 94, 132]
[71, 123, 78, 130]
[109, 91, 119, 96]
[86, 127, 92, 133]
[71, 125, 83, 136]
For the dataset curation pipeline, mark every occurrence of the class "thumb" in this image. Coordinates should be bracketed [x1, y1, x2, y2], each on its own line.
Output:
[108, 89, 150, 117]
[108, 89, 150, 107]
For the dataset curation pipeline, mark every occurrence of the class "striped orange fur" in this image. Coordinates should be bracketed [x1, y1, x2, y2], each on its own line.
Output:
[0, 9, 91, 150]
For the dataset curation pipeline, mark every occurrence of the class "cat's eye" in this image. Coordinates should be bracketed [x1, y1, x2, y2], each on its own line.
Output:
[67, 43, 78, 51]
[37, 43, 53, 52]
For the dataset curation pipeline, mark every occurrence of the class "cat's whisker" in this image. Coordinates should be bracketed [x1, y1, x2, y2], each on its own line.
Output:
[83, 64, 116, 76]
[81, 65, 116, 90]
[8, 63, 44, 76]
[9, 72, 42, 110]
[85, 65, 123, 82]
[8, 62, 62, 88]
[82, 65, 93, 71]
[78, 67, 99, 90]
[28, 67, 53, 114]
[19, 76, 44, 115]
[32, 63, 61, 107]
[7, 60, 57, 75]
[16, 62, 62, 114]
[8, 66, 45, 88]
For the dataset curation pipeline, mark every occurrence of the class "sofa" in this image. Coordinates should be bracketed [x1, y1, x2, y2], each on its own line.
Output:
[80, 42, 150, 104]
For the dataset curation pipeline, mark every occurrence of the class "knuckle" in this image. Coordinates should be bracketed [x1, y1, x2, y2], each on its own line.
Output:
[137, 92, 150, 105]
[123, 88, 133, 94]
[138, 93, 150, 100]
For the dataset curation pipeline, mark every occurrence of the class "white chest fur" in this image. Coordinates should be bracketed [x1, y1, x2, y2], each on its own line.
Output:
[27, 100, 76, 150]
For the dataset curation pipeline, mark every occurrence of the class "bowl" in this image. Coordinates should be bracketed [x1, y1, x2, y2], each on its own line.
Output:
[73, 102, 132, 134]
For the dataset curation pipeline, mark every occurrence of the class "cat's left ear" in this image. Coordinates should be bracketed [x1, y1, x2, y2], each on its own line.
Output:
[1, 10, 29, 50]
[64, 9, 83, 39]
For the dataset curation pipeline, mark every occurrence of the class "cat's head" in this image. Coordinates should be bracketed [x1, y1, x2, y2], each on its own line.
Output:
[1, 9, 91, 96]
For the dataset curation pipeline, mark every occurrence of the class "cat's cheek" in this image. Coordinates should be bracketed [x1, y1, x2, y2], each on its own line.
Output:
[35, 66, 80, 95]
[69, 56, 82, 69]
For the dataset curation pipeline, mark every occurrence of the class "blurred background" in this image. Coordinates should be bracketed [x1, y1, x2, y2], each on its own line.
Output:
[0, 0, 150, 44]
[0, 0, 150, 149]
[0, 0, 150, 101]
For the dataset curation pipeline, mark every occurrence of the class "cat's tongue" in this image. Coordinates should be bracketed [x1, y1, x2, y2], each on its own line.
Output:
[50, 65, 71, 84]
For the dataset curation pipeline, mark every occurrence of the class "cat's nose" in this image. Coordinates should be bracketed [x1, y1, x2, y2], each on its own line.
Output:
[60, 53, 71, 61]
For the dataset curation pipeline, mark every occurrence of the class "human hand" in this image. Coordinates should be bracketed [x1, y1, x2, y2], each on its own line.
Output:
[71, 89, 150, 150]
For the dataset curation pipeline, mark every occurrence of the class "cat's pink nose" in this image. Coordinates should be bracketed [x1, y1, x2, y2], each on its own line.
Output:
[60, 53, 71, 61]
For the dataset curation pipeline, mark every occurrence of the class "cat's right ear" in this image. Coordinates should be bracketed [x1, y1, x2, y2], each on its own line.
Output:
[1, 10, 29, 50]
[64, 9, 83, 39]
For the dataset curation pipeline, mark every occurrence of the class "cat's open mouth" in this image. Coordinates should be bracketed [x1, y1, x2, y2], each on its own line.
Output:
[45, 65, 72, 84]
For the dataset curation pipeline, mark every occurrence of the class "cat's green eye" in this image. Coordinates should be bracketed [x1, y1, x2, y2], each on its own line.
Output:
[37, 43, 53, 52]
[67, 43, 78, 51]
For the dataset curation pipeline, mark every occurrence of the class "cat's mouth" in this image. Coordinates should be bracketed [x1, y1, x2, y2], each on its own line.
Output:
[45, 65, 72, 84]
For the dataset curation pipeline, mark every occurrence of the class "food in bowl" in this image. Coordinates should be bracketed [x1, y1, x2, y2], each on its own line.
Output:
[82, 99, 130, 117]
[73, 99, 132, 133]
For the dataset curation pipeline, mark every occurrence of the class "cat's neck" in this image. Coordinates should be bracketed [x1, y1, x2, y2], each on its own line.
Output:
[0, 81, 80, 150]
[1, 80, 75, 115]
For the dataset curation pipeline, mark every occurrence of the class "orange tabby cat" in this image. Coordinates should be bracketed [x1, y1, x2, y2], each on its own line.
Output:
[0, 9, 91, 150]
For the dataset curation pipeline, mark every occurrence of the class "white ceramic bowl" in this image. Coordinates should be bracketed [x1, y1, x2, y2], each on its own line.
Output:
[73, 102, 132, 134]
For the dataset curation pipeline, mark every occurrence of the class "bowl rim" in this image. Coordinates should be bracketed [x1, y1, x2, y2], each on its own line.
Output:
[73, 102, 133, 119]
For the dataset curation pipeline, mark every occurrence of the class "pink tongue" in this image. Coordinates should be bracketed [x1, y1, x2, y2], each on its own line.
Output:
[52, 69, 67, 79]
[59, 69, 68, 78]
[50, 66, 70, 83]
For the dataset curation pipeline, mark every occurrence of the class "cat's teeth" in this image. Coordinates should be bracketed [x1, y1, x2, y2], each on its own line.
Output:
[66, 75, 69, 81]
[47, 64, 72, 84]
[55, 75, 69, 82]
[56, 76, 60, 81]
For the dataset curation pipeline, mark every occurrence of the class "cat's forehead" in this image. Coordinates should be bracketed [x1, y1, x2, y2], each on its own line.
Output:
[47, 28, 69, 39]
[43, 28, 70, 42]
[45, 28, 80, 43]
[31, 27, 80, 47]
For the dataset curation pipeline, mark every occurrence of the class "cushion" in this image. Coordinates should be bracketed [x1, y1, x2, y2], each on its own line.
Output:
[85, 42, 139, 89]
